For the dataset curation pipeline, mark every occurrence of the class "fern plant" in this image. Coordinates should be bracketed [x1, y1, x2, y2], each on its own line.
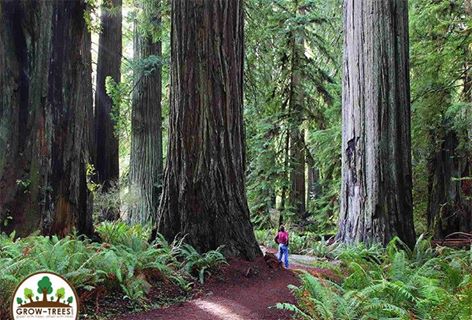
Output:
[279, 236, 472, 320]
[177, 244, 227, 284]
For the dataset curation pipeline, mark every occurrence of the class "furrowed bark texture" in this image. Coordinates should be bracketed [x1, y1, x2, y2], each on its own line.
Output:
[337, 0, 416, 247]
[128, 0, 163, 224]
[0, 0, 93, 237]
[155, 0, 261, 260]
[94, 0, 121, 190]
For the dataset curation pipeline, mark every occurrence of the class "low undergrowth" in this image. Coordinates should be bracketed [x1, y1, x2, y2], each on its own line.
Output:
[278, 236, 472, 320]
[255, 229, 323, 254]
[0, 221, 226, 319]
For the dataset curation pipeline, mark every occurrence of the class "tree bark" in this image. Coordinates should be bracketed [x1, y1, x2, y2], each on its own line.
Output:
[128, 0, 163, 224]
[94, 0, 122, 190]
[288, 1, 306, 219]
[305, 147, 320, 205]
[427, 125, 471, 237]
[337, 0, 416, 247]
[427, 43, 472, 237]
[153, 0, 261, 260]
[0, 0, 94, 237]
[279, 130, 290, 226]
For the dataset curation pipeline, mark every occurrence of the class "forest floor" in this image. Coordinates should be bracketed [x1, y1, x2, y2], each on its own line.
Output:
[112, 248, 325, 320]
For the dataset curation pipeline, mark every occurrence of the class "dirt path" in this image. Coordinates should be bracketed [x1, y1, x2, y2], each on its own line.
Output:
[115, 255, 311, 320]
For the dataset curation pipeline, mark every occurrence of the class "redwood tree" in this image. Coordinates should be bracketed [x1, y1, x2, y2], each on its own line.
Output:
[0, 0, 93, 237]
[288, 0, 306, 219]
[153, 0, 261, 259]
[94, 0, 122, 190]
[128, 0, 163, 224]
[336, 0, 416, 247]
[427, 124, 471, 237]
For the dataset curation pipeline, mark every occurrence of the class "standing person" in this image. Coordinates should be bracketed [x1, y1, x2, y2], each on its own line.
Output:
[275, 225, 289, 268]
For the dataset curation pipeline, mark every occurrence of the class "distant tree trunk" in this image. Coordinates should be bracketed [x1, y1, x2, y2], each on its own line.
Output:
[279, 130, 290, 225]
[288, 1, 306, 219]
[94, 0, 121, 191]
[128, 0, 163, 224]
[0, 0, 93, 237]
[152, 0, 261, 260]
[305, 148, 320, 205]
[427, 125, 471, 237]
[337, 0, 416, 247]
[427, 46, 472, 237]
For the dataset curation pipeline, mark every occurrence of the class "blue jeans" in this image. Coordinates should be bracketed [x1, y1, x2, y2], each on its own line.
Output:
[278, 244, 289, 268]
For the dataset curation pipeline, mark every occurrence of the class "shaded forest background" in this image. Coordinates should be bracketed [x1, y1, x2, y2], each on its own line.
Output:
[1, 1, 472, 319]
[96, 0, 472, 237]
[1, 0, 471, 244]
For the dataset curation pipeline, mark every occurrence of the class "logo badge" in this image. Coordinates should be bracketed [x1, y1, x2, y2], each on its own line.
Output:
[11, 272, 79, 320]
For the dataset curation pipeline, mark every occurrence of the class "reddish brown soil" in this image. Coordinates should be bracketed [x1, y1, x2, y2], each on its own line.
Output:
[115, 256, 301, 320]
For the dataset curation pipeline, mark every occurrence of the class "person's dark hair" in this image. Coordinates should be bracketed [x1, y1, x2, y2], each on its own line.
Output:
[279, 225, 285, 232]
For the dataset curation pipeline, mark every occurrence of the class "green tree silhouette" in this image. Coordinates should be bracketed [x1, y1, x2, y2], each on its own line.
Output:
[67, 296, 73, 305]
[37, 276, 53, 302]
[55, 287, 65, 302]
[16, 297, 23, 305]
[24, 288, 34, 303]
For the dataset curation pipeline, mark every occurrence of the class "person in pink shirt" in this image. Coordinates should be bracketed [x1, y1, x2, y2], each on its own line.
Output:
[275, 225, 289, 268]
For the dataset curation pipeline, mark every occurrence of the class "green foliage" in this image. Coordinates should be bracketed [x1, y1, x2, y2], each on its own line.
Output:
[255, 229, 328, 255]
[177, 244, 227, 284]
[92, 184, 141, 222]
[23, 288, 33, 301]
[244, 0, 343, 230]
[409, 0, 472, 231]
[0, 222, 226, 315]
[279, 237, 472, 319]
[55, 287, 65, 300]
[37, 276, 53, 295]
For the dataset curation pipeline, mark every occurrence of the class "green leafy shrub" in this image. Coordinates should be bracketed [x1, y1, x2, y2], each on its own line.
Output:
[0, 222, 226, 317]
[255, 229, 322, 255]
[177, 244, 227, 284]
[278, 236, 472, 320]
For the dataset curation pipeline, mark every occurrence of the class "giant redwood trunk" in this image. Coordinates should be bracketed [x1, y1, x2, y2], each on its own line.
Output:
[0, 0, 93, 237]
[94, 0, 122, 190]
[154, 0, 261, 260]
[337, 0, 416, 247]
[128, 0, 163, 224]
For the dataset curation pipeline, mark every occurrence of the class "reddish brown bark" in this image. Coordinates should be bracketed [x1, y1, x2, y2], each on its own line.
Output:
[0, 0, 93, 237]
[153, 0, 261, 260]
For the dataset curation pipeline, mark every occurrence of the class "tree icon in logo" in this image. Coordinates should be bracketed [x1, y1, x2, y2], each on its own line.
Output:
[37, 276, 53, 302]
[24, 288, 34, 303]
[16, 275, 73, 308]
[12, 272, 79, 320]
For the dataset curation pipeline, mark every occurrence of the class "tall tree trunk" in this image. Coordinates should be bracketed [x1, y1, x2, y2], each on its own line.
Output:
[153, 0, 261, 260]
[279, 130, 290, 226]
[305, 147, 320, 205]
[427, 45, 472, 237]
[0, 0, 94, 237]
[337, 0, 416, 247]
[128, 0, 163, 224]
[427, 125, 471, 237]
[288, 1, 306, 219]
[94, 0, 122, 191]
